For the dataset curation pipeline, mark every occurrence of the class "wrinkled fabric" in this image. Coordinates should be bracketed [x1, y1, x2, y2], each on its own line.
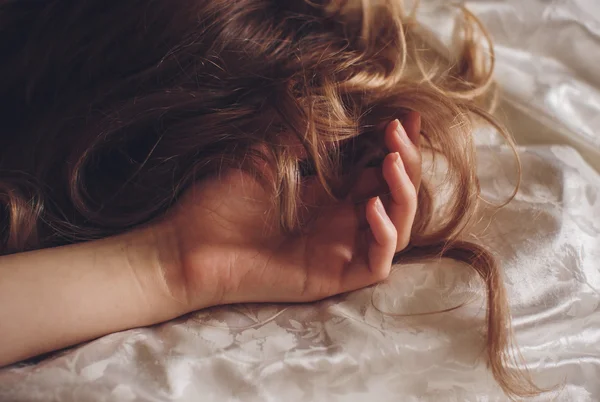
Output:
[2, 146, 598, 402]
[1, 1, 600, 401]
[420, 0, 600, 170]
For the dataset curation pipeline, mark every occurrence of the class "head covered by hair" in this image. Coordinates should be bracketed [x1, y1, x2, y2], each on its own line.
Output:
[0, 0, 536, 396]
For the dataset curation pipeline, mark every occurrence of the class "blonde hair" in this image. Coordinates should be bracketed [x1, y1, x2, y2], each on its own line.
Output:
[0, 0, 536, 396]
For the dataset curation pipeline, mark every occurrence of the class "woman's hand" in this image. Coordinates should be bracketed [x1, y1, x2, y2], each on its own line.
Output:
[156, 113, 422, 310]
[0, 114, 420, 367]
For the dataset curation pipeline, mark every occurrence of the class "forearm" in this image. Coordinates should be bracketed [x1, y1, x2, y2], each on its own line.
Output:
[0, 225, 195, 367]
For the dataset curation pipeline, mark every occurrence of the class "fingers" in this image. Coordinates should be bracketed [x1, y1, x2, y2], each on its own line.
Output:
[382, 152, 418, 252]
[340, 143, 418, 292]
[384, 113, 422, 192]
[366, 196, 396, 249]
[403, 110, 422, 147]
[311, 116, 422, 295]
[341, 196, 395, 291]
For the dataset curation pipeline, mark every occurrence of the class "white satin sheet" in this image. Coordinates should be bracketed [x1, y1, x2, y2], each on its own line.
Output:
[1, 1, 599, 401]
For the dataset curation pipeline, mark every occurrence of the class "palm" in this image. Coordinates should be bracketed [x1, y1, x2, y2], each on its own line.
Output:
[167, 116, 422, 308]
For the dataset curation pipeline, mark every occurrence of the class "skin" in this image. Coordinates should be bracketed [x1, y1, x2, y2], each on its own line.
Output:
[0, 114, 422, 367]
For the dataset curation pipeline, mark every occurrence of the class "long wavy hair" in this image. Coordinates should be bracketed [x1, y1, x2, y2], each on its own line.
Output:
[0, 0, 537, 396]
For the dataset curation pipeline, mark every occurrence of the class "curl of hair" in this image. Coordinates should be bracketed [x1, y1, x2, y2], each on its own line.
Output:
[0, 0, 538, 397]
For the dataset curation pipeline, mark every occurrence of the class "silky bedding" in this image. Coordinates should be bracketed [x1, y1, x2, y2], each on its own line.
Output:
[1, 1, 599, 401]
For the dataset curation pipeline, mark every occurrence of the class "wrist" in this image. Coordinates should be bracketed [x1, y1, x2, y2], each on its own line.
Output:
[138, 219, 223, 315]
[119, 223, 194, 322]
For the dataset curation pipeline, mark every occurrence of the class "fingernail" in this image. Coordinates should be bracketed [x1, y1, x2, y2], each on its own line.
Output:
[396, 120, 411, 146]
[393, 152, 403, 168]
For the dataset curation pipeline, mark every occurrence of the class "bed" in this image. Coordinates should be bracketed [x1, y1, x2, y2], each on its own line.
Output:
[1, 0, 599, 400]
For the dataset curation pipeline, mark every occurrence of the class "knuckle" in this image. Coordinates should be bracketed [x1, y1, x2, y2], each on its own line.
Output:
[403, 185, 418, 207]
[406, 150, 422, 170]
